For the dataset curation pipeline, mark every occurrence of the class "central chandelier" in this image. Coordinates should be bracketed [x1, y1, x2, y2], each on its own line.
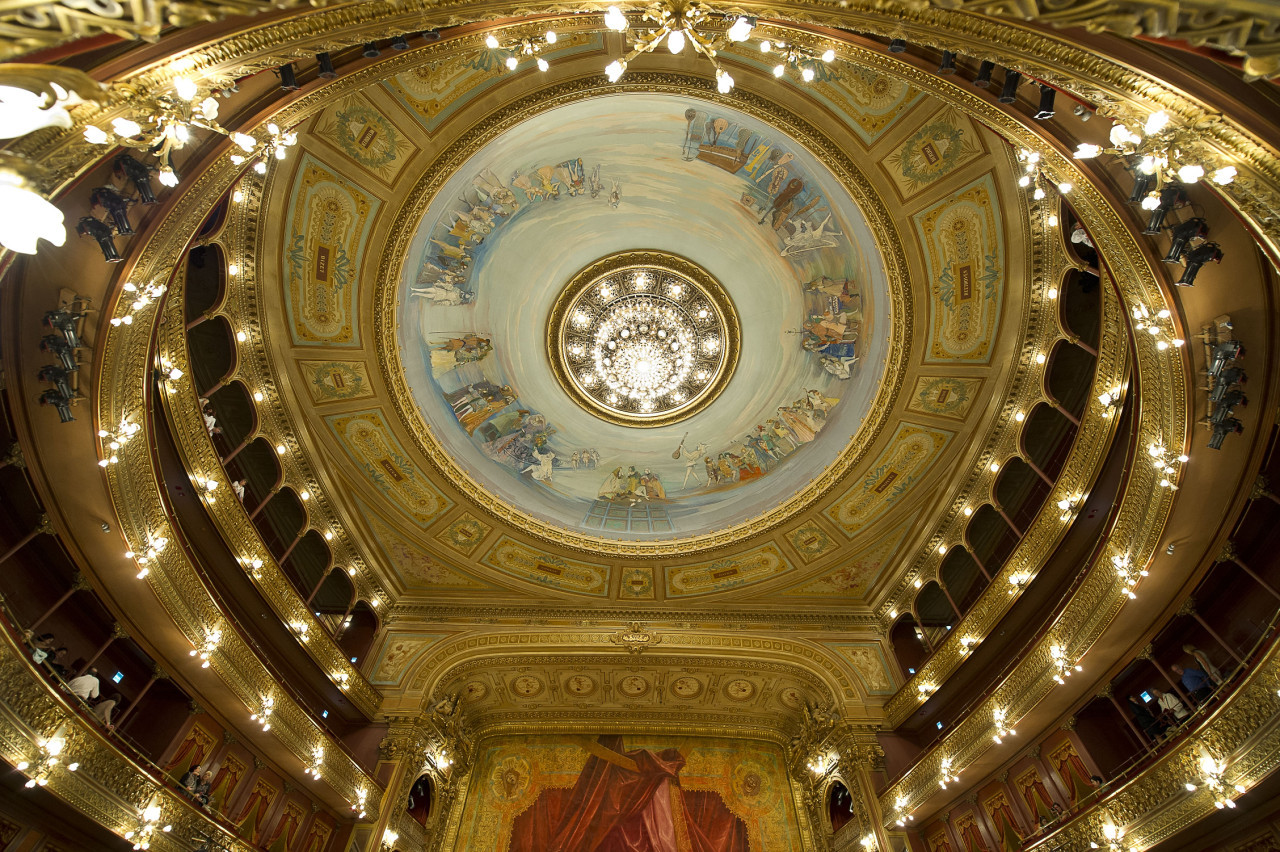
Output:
[603, 2, 754, 92]
[549, 251, 739, 427]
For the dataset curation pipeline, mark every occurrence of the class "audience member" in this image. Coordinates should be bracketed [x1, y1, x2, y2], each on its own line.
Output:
[66, 666, 100, 701]
[1172, 664, 1215, 703]
[193, 769, 213, 807]
[28, 632, 56, 664]
[1182, 644, 1223, 684]
[179, 764, 203, 793]
[1128, 694, 1166, 739]
[47, 647, 70, 677]
[93, 692, 123, 728]
[231, 479, 246, 502]
[1151, 686, 1188, 725]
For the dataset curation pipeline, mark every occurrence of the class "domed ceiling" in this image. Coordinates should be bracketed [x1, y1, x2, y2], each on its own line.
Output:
[228, 36, 1050, 614]
[396, 93, 892, 541]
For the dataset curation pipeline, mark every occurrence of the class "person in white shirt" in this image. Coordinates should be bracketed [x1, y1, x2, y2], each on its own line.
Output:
[1152, 686, 1188, 723]
[66, 667, 100, 701]
[231, 479, 246, 501]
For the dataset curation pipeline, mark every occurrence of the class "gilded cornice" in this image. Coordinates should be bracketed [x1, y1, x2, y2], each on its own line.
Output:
[0, 602, 259, 852]
[157, 169, 384, 716]
[93, 126, 384, 816]
[881, 213, 1131, 727]
[386, 603, 881, 627]
[1027, 624, 1280, 851]
[369, 71, 914, 558]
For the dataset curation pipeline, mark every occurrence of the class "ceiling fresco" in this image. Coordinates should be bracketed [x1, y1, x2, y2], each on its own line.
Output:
[249, 56, 1031, 606]
[397, 93, 892, 541]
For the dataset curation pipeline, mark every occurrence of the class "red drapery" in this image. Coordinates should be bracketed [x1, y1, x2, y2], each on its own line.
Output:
[509, 736, 749, 852]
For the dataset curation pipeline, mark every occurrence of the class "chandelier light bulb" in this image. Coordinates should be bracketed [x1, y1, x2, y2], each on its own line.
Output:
[485, 34, 499, 49]
[537, 57, 549, 72]
[1144, 111, 1170, 136]
[1074, 143, 1101, 159]
[801, 66, 815, 82]
[1212, 166, 1237, 185]
[604, 6, 629, 31]
[173, 77, 198, 100]
[1018, 175, 1030, 187]
[505, 56, 518, 70]
[83, 124, 109, 144]
[760, 40, 771, 52]
[546, 30, 557, 43]
[0, 171, 67, 255]
[822, 49, 836, 62]
[605, 60, 626, 82]
[667, 28, 686, 54]
[773, 64, 785, 78]
[112, 117, 142, 137]
[1140, 193, 1161, 210]
[726, 17, 753, 42]
[1177, 164, 1204, 183]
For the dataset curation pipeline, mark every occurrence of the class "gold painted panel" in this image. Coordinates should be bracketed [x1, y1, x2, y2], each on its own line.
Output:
[433, 513, 493, 557]
[618, 565, 657, 600]
[826, 642, 896, 695]
[371, 634, 450, 685]
[785, 521, 839, 564]
[363, 505, 492, 591]
[825, 424, 954, 537]
[324, 410, 451, 525]
[883, 103, 985, 198]
[914, 173, 1005, 363]
[313, 92, 415, 182]
[479, 537, 611, 597]
[904, 376, 983, 421]
[296, 359, 375, 404]
[282, 154, 380, 346]
[778, 518, 912, 598]
[665, 543, 793, 598]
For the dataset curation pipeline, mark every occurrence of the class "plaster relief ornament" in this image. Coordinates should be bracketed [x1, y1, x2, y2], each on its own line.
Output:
[724, 678, 757, 701]
[610, 622, 662, 654]
[618, 674, 651, 697]
[511, 675, 544, 698]
[564, 674, 597, 696]
[670, 676, 703, 698]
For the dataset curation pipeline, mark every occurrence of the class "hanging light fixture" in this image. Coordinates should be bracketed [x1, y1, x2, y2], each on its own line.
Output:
[0, 155, 66, 255]
[250, 695, 274, 731]
[189, 627, 221, 668]
[1186, 755, 1246, 808]
[1050, 643, 1083, 683]
[484, 28, 559, 73]
[759, 38, 838, 82]
[892, 795, 914, 826]
[16, 733, 78, 788]
[992, 707, 1016, 743]
[939, 757, 960, 788]
[123, 798, 171, 850]
[1112, 551, 1147, 599]
[603, 2, 753, 92]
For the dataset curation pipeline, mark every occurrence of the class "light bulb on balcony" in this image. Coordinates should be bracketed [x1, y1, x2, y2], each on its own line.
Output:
[726, 17, 753, 42]
[604, 6, 628, 31]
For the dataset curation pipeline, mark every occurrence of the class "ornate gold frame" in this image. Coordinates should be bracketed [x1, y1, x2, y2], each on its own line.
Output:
[544, 249, 741, 429]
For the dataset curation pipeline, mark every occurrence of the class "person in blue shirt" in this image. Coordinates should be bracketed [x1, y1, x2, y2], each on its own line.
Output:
[1172, 664, 1214, 703]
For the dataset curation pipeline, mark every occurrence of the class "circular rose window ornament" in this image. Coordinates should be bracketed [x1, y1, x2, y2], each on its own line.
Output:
[547, 250, 740, 428]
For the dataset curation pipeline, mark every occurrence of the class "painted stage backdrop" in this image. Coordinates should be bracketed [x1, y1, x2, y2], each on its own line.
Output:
[455, 735, 803, 851]
[399, 93, 891, 539]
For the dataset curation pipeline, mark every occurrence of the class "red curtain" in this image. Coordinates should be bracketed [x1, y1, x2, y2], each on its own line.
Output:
[509, 737, 748, 852]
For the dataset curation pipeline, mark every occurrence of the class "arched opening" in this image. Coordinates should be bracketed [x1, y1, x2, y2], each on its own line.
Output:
[338, 600, 379, 665]
[312, 567, 355, 627]
[993, 458, 1051, 534]
[1059, 267, 1102, 352]
[1046, 339, 1097, 422]
[285, 530, 332, 603]
[966, 505, 1019, 576]
[1022, 402, 1077, 482]
[828, 780, 855, 834]
[889, 614, 929, 675]
[197, 196, 229, 238]
[205, 381, 257, 462]
[231, 438, 283, 520]
[940, 547, 988, 613]
[915, 581, 958, 648]
[254, 487, 306, 563]
[187, 314, 236, 397]
[407, 773, 434, 825]
[183, 243, 226, 324]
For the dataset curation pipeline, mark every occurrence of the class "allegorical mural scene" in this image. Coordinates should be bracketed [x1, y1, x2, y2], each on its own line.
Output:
[399, 94, 892, 538]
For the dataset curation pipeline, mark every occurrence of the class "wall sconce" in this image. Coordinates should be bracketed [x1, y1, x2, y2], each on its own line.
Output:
[892, 795, 914, 826]
[806, 752, 836, 775]
[352, 788, 368, 819]
[382, 829, 399, 850]
[1090, 823, 1132, 851]
[939, 757, 960, 788]
[189, 628, 221, 668]
[17, 734, 78, 787]
[123, 799, 171, 849]
[1111, 551, 1147, 599]
[1050, 644, 1083, 684]
[1130, 303, 1185, 350]
[959, 636, 979, 654]
[126, 534, 168, 579]
[759, 38, 838, 82]
[1097, 385, 1124, 416]
[335, 671, 351, 690]
[1187, 755, 1246, 808]
[485, 28, 559, 72]
[97, 419, 141, 466]
[240, 555, 264, 578]
[1147, 441, 1188, 490]
[992, 707, 1015, 743]
[861, 835, 878, 852]
[1007, 571, 1031, 594]
[305, 745, 323, 779]
[250, 695, 274, 731]
[290, 621, 310, 642]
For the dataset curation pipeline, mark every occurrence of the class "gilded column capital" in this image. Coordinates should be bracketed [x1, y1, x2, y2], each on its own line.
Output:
[111, 623, 129, 640]
[1097, 683, 1113, 699]
[1252, 474, 1273, 500]
[1218, 540, 1239, 563]
[1178, 597, 1197, 617]
[72, 572, 92, 591]
[1139, 644, 1155, 661]
[3, 444, 24, 469]
[35, 513, 56, 536]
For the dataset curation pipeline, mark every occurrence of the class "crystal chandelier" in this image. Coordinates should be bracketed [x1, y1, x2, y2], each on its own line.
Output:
[551, 254, 737, 426]
[760, 39, 836, 82]
[484, 29, 558, 72]
[85, 77, 296, 184]
[1074, 111, 1238, 201]
[603, 2, 754, 93]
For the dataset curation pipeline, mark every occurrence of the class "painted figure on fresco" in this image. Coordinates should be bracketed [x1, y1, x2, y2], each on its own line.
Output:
[430, 334, 492, 376]
[597, 466, 668, 503]
[506, 735, 748, 851]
